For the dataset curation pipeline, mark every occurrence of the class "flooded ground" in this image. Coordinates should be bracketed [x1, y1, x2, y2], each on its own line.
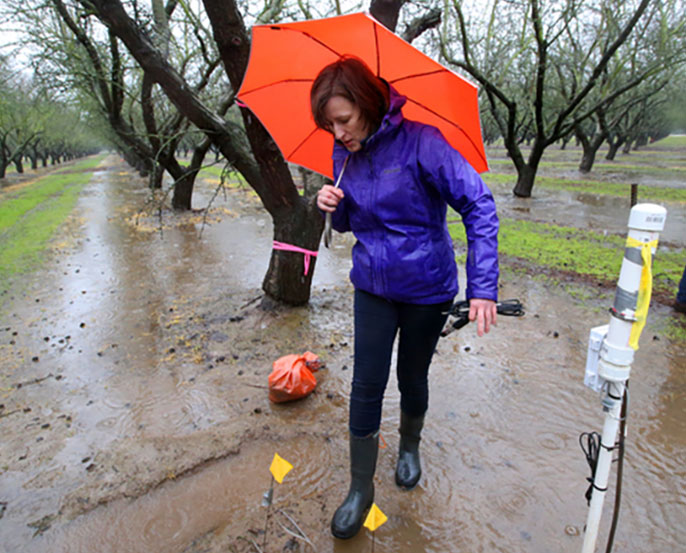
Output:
[492, 184, 686, 248]
[0, 155, 684, 553]
[486, 143, 686, 247]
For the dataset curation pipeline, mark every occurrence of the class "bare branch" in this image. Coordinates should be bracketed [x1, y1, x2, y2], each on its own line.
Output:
[401, 7, 441, 44]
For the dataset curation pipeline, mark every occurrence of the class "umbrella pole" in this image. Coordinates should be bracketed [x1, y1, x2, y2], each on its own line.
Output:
[581, 204, 666, 553]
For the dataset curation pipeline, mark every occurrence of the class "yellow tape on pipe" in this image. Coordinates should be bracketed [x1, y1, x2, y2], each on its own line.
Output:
[626, 237, 658, 350]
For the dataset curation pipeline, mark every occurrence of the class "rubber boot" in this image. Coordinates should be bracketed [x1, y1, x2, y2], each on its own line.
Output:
[395, 411, 425, 490]
[331, 431, 379, 539]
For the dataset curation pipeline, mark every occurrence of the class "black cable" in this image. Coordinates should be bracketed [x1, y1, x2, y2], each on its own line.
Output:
[578, 383, 629, 553]
[441, 298, 525, 336]
[605, 382, 628, 553]
[579, 431, 602, 505]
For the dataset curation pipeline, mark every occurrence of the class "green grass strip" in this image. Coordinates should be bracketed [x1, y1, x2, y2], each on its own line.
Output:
[0, 157, 102, 280]
[448, 217, 684, 296]
[177, 160, 247, 186]
[53, 156, 105, 174]
[644, 135, 686, 150]
[0, 173, 92, 233]
[0, 156, 105, 230]
[197, 165, 247, 185]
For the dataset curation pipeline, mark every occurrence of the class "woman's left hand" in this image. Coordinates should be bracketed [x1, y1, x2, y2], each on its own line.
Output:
[469, 298, 497, 337]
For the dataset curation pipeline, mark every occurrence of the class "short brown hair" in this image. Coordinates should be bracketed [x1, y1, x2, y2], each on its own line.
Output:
[311, 57, 389, 134]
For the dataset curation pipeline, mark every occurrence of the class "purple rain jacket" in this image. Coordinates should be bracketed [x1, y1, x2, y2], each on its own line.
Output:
[328, 87, 499, 304]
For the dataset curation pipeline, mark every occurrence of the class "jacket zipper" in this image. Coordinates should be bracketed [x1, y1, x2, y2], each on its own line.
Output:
[365, 150, 386, 298]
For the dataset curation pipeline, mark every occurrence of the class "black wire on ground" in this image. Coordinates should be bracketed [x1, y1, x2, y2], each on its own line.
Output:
[605, 382, 628, 553]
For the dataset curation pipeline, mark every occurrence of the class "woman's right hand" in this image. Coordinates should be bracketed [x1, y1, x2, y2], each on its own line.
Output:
[317, 185, 345, 213]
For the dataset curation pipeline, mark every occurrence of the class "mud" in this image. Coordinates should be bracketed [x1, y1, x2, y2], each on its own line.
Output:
[0, 155, 684, 553]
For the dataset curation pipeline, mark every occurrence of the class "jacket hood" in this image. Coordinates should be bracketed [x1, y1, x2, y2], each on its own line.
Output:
[332, 84, 407, 160]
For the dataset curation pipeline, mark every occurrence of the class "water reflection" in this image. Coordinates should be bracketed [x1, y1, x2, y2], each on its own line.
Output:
[494, 184, 685, 247]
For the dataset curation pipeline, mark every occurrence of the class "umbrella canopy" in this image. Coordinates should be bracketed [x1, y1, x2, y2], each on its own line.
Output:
[237, 12, 488, 178]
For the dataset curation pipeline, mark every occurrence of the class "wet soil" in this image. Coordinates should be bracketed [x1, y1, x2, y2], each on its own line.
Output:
[0, 155, 684, 553]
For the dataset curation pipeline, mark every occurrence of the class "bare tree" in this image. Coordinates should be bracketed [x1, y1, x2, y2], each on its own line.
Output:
[0, 79, 42, 178]
[5, 0, 438, 302]
[439, 0, 663, 196]
[69, 0, 413, 304]
[49, 0, 222, 208]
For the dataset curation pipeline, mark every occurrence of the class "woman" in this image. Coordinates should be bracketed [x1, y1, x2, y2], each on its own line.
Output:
[312, 57, 499, 539]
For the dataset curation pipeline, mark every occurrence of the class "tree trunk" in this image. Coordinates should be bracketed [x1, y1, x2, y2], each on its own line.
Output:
[370, 0, 406, 30]
[169, 137, 212, 210]
[202, 0, 338, 304]
[0, 149, 7, 178]
[577, 128, 606, 173]
[86, 0, 405, 305]
[149, 164, 164, 189]
[170, 172, 194, 210]
[166, 157, 198, 210]
[579, 148, 597, 173]
[560, 133, 573, 150]
[264, 206, 325, 304]
[13, 156, 24, 174]
[0, 139, 8, 178]
[606, 136, 626, 160]
[512, 139, 545, 198]
[513, 165, 537, 198]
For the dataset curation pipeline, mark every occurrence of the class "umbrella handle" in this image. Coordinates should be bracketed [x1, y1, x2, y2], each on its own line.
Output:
[322, 156, 349, 249]
[324, 213, 333, 248]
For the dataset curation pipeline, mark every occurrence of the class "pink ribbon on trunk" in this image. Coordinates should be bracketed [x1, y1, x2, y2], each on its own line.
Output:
[273, 241, 318, 276]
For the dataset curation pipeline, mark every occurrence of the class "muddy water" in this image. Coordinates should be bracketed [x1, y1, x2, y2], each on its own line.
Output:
[493, 184, 686, 247]
[1, 156, 685, 553]
[486, 144, 686, 247]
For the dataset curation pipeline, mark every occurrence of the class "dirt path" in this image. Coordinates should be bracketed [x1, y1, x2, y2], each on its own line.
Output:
[0, 156, 684, 553]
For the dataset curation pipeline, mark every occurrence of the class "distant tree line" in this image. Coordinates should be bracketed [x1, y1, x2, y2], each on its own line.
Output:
[0, 57, 102, 178]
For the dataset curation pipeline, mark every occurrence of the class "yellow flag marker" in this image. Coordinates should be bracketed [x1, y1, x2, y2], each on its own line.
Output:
[269, 453, 293, 484]
[363, 503, 388, 532]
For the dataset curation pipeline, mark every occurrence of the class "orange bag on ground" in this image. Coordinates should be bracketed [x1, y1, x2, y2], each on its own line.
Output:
[268, 351, 322, 403]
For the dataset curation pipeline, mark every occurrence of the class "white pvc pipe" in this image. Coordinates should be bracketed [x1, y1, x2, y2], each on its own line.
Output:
[580, 381, 624, 553]
[581, 204, 666, 553]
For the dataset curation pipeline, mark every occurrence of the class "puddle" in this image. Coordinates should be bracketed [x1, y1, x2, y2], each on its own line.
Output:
[494, 186, 685, 246]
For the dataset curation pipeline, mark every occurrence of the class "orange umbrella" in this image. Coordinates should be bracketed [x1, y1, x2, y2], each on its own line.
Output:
[237, 12, 488, 178]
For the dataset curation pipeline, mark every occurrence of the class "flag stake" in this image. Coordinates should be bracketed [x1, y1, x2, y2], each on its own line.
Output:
[263, 475, 274, 551]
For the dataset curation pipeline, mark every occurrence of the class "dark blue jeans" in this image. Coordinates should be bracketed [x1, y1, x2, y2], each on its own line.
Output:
[677, 265, 686, 304]
[349, 289, 452, 437]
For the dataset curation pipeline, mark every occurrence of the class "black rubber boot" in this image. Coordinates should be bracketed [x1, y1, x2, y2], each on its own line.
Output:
[395, 411, 425, 490]
[331, 431, 379, 539]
